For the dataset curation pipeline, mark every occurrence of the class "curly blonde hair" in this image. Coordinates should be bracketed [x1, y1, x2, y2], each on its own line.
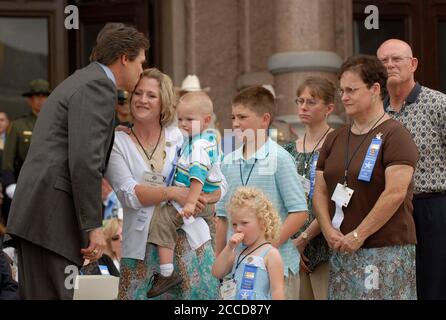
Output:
[227, 187, 281, 243]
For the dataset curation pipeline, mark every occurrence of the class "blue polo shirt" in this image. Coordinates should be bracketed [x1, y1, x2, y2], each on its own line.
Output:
[216, 138, 308, 277]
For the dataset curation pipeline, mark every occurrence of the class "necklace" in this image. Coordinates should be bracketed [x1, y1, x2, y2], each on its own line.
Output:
[131, 127, 162, 162]
[232, 241, 271, 278]
[352, 112, 385, 134]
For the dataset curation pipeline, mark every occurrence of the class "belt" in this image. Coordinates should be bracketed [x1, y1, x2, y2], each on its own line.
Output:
[413, 191, 446, 200]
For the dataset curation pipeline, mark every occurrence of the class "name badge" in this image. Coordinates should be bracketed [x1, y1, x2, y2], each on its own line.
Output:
[331, 183, 354, 207]
[143, 171, 166, 187]
[331, 183, 354, 229]
[358, 136, 383, 182]
[220, 279, 237, 300]
[240, 264, 257, 291]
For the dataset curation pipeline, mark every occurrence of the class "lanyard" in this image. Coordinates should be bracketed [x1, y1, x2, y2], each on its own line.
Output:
[232, 242, 270, 278]
[131, 127, 162, 162]
[343, 113, 385, 186]
[302, 127, 331, 174]
[239, 159, 258, 186]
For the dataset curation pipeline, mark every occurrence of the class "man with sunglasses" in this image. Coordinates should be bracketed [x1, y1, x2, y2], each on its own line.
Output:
[377, 39, 446, 300]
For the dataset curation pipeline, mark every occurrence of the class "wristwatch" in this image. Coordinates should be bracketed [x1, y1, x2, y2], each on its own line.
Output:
[353, 230, 360, 241]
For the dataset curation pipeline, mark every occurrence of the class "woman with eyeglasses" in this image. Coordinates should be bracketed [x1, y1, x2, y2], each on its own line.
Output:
[313, 55, 419, 299]
[283, 77, 334, 300]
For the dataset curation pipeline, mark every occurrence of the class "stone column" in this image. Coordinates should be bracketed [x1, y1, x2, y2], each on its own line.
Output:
[268, 0, 344, 123]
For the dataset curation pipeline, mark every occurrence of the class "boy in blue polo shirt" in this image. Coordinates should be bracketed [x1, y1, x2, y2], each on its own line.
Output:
[216, 86, 308, 300]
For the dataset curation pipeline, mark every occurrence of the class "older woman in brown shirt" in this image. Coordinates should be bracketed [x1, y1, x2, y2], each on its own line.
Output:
[313, 55, 419, 299]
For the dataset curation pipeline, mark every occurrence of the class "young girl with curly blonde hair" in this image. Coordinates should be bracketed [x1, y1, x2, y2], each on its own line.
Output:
[212, 187, 284, 300]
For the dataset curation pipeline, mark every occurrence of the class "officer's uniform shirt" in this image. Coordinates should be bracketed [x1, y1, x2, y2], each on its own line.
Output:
[1, 113, 37, 187]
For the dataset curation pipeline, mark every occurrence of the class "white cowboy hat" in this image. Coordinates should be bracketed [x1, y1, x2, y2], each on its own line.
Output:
[180, 74, 210, 92]
[262, 84, 276, 98]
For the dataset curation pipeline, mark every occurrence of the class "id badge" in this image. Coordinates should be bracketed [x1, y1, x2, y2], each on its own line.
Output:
[220, 279, 237, 300]
[331, 183, 354, 207]
[99, 265, 110, 275]
[143, 171, 166, 187]
[298, 175, 311, 195]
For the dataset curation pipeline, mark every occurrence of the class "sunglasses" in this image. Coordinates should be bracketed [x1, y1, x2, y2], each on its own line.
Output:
[111, 234, 121, 241]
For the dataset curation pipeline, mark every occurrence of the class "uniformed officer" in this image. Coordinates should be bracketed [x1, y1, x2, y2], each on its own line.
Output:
[1, 79, 51, 217]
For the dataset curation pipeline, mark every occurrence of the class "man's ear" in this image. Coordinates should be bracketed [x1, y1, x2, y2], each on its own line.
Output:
[411, 57, 419, 73]
[120, 54, 129, 66]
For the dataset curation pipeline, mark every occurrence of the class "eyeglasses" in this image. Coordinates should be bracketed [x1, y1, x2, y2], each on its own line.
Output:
[111, 234, 121, 241]
[379, 56, 412, 65]
[336, 85, 368, 97]
[295, 98, 319, 107]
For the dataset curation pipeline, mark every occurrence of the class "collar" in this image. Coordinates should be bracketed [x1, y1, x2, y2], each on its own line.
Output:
[233, 138, 272, 162]
[97, 62, 116, 85]
[189, 129, 215, 144]
[384, 82, 422, 111]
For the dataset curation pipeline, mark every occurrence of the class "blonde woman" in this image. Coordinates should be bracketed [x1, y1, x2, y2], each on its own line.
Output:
[212, 187, 284, 300]
[106, 68, 224, 300]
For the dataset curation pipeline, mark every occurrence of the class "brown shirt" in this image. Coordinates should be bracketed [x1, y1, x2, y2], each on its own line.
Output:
[317, 119, 419, 248]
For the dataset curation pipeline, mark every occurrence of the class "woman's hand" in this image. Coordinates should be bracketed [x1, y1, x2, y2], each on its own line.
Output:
[335, 231, 364, 254]
[292, 235, 307, 255]
[115, 125, 131, 134]
[322, 227, 344, 250]
[293, 236, 311, 273]
[168, 186, 189, 206]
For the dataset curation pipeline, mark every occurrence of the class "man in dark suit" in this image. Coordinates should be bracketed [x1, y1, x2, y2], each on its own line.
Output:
[6, 23, 149, 299]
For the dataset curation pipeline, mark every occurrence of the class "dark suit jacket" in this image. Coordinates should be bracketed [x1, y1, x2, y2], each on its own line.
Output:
[6, 63, 116, 266]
